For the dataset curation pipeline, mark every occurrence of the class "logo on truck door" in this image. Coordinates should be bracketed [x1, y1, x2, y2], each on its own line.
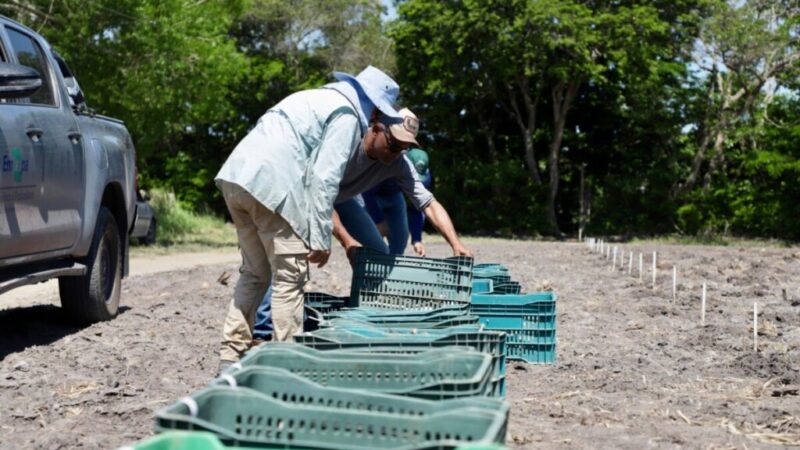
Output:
[2, 148, 30, 182]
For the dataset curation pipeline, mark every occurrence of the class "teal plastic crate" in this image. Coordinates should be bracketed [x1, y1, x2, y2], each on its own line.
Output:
[477, 313, 556, 330]
[229, 344, 498, 399]
[470, 293, 556, 315]
[211, 366, 505, 417]
[473, 263, 508, 271]
[503, 328, 556, 345]
[156, 386, 509, 450]
[350, 248, 474, 309]
[489, 282, 521, 295]
[296, 329, 507, 378]
[506, 342, 556, 364]
[472, 279, 494, 294]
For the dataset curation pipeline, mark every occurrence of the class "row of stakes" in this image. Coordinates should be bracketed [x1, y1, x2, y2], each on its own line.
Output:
[583, 237, 759, 352]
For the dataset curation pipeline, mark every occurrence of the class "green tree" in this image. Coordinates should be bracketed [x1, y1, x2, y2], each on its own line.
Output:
[391, 0, 701, 235]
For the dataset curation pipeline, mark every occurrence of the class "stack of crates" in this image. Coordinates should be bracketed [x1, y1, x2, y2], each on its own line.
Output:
[144, 342, 509, 450]
[120, 250, 514, 450]
[469, 263, 557, 364]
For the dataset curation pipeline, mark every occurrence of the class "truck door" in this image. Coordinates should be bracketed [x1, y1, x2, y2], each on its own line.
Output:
[0, 25, 82, 256]
[0, 37, 47, 259]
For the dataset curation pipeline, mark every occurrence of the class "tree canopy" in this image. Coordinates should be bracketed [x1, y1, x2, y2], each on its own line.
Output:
[3, 0, 799, 240]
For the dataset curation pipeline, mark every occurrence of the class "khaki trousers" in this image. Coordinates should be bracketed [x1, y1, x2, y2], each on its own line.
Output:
[218, 181, 309, 362]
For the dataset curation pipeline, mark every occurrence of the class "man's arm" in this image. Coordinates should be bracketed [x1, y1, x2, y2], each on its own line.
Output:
[423, 200, 473, 257]
[332, 209, 362, 263]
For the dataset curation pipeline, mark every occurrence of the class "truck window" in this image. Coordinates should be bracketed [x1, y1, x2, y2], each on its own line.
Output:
[5, 27, 55, 106]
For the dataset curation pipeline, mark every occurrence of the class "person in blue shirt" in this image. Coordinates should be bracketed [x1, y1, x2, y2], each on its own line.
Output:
[215, 66, 413, 370]
[362, 148, 431, 256]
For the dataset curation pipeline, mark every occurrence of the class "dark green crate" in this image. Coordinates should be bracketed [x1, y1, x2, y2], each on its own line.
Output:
[350, 248, 473, 309]
[330, 306, 469, 322]
[155, 386, 508, 450]
[323, 315, 480, 330]
[229, 344, 498, 400]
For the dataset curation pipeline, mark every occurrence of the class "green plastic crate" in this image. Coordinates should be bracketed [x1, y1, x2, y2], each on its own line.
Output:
[121, 431, 511, 450]
[155, 386, 508, 450]
[228, 344, 497, 399]
[350, 248, 474, 309]
[211, 366, 505, 417]
[323, 315, 480, 330]
[296, 329, 507, 378]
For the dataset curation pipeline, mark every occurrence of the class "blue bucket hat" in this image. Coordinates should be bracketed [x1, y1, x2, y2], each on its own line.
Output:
[332, 66, 401, 119]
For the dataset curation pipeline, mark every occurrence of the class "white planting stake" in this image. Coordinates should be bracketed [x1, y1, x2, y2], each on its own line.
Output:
[606, 244, 611, 260]
[753, 302, 758, 352]
[672, 266, 677, 302]
[619, 249, 624, 271]
[599, 240, 603, 254]
[628, 252, 633, 275]
[701, 282, 707, 326]
[612, 247, 617, 269]
[651, 251, 657, 290]
[638, 253, 643, 281]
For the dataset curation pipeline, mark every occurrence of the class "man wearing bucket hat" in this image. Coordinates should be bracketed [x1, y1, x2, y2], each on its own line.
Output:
[215, 66, 412, 370]
[251, 108, 472, 343]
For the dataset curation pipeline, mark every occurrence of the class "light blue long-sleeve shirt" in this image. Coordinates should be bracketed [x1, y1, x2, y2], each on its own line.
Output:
[215, 88, 362, 251]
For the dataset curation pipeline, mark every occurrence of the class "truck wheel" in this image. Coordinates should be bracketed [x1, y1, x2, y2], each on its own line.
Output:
[142, 218, 157, 246]
[59, 207, 122, 323]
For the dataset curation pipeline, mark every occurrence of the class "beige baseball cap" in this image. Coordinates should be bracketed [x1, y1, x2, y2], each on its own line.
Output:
[389, 108, 420, 145]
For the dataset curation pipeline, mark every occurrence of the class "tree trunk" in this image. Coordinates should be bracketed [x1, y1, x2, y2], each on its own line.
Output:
[546, 81, 579, 236]
[508, 78, 542, 185]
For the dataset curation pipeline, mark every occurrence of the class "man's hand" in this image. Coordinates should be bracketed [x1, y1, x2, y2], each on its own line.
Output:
[307, 249, 331, 268]
[376, 221, 389, 238]
[345, 242, 363, 266]
[452, 244, 473, 257]
[412, 241, 426, 257]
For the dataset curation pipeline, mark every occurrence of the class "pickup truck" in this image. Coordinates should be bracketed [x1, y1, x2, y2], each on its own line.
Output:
[0, 16, 137, 323]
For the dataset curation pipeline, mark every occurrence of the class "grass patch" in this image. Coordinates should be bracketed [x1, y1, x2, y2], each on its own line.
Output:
[131, 188, 237, 253]
[628, 234, 795, 248]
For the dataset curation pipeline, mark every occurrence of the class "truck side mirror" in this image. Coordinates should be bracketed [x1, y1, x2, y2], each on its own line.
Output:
[0, 62, 42, 99]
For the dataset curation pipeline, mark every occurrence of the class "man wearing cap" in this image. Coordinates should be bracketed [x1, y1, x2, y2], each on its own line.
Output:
[250, 108, 472, 343]
[331, 109, 470, 259]
[214, 66, 410, 370]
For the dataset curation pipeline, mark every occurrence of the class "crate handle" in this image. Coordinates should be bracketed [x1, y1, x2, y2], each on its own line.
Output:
[220, 373, 238, 388]
[179, 397, 199, 418]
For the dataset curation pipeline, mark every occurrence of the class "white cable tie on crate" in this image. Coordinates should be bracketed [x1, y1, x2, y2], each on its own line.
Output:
[220, 373, 237, 388]
[231, 362, 243, 372]
[179, 397, 199, 418]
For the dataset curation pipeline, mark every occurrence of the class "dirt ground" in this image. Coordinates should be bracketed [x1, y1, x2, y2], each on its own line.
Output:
[1, 239, 798, 449]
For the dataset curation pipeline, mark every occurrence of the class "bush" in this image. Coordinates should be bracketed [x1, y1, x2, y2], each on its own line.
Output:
[146, 188, 236, 247]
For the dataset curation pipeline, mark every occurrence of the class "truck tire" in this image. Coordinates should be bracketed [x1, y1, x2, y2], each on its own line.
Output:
[59, 207, 122, 323]
[142, 218, 157, 246]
